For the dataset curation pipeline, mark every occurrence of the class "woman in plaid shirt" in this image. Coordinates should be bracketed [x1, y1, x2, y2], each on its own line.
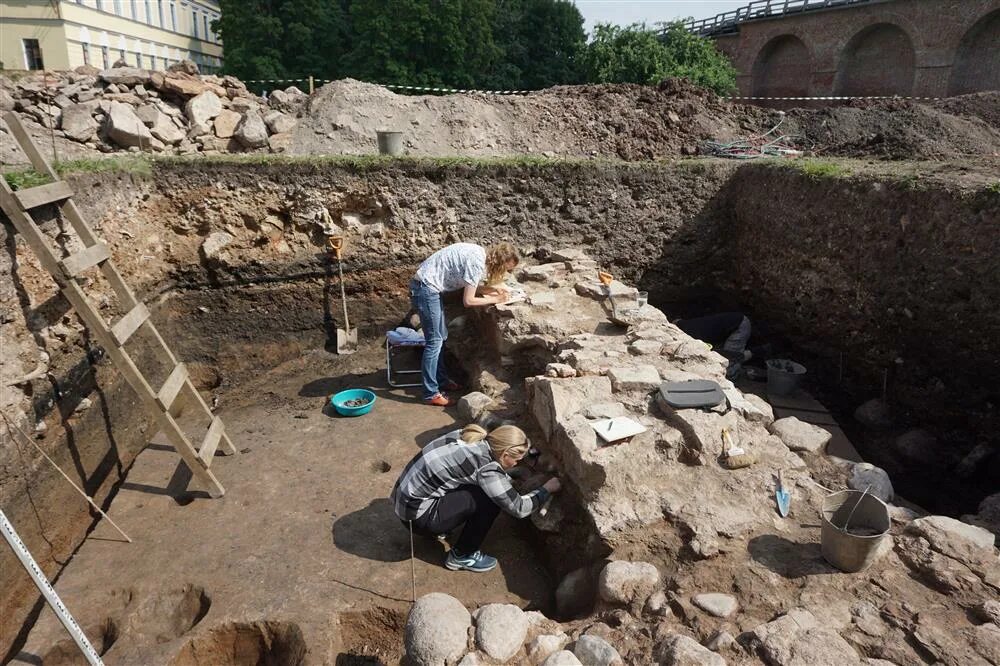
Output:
[391, 423, 561, 572]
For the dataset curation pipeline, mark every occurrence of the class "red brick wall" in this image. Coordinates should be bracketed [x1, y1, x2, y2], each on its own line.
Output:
[710, 0, 1000, 99]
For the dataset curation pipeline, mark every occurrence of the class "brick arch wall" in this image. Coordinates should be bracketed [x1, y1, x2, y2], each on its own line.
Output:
[752, 34, 813, 97]
[834, 22, 917, 96]
[949, 9, 1000, 95]
[710, 0, 1000, 101]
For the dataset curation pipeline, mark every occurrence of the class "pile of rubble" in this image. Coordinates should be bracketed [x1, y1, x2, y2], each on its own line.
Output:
[0, 61, 304, 158]
[425, 248, 1000, 665]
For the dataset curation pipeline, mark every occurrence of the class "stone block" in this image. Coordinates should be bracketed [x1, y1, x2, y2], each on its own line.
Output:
[769, 417, 832, 453]
[607, 365, 660, 393]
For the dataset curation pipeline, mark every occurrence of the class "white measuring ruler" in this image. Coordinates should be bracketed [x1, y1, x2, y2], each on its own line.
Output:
[1, 510, 104, 666]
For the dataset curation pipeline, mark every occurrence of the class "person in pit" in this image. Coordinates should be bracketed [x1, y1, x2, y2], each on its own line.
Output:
[410, 241, 519, 406]
[391, 423, 560, 572]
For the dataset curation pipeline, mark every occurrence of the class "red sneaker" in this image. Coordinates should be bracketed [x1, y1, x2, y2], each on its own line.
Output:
[424, 393, 451, 407]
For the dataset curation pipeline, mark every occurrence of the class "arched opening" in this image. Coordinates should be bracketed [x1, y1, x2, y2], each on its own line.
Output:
[835, 23, 916, 96]
[949, 10, 1000, 95]
[752, 34, 812, 98]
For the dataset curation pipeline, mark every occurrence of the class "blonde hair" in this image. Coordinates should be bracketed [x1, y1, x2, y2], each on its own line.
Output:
[485, 242, 520, 286]
[462, 424, 529, 461]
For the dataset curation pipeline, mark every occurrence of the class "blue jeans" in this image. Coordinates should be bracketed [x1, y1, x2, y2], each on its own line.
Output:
[410, 279, 450, 398]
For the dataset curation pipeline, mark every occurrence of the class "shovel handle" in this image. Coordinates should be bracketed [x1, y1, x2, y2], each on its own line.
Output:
[328, 236, 344, 259]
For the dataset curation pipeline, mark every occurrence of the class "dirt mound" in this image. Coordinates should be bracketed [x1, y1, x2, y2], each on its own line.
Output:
[781, 98, 1000, 160]
[291, 78, 757, 160]
[932, 91, 1000, 132]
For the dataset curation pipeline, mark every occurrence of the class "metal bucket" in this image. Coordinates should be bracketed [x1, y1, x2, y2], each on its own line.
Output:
[821, 490, 890, 573]
[766, 359, 806, 397]
[376, 130, 403, 156]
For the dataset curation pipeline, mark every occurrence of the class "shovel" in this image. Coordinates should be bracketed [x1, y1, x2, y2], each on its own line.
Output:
[775, 470, 791, 517]
[328, 236, 358, 355]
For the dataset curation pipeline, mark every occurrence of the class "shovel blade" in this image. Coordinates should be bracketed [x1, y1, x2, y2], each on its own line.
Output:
[776, 489, 791, 517]
[336, 328, 358, 355]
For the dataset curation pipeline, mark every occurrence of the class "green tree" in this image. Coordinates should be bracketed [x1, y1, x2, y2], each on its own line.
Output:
[580, 22, 736, 94]
[488, 0, 586, 89]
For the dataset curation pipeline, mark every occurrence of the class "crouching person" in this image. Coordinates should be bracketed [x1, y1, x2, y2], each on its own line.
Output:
[390, 423, 560, 572]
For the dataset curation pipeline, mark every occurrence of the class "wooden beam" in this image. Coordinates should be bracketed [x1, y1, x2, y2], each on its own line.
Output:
[12, 181, 73, 209]
[60, 242, 110, 278]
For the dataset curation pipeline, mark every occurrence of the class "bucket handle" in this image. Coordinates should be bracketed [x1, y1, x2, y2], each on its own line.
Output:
[840, 485, 871, 532]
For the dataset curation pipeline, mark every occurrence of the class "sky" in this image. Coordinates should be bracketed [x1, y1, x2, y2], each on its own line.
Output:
[573, 0, 750, 31]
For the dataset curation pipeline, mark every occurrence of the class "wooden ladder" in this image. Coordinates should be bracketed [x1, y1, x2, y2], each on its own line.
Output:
[0, 112, 235, 498]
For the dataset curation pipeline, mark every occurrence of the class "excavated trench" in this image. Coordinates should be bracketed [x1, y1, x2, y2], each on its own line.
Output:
[2, 157, 999, 661]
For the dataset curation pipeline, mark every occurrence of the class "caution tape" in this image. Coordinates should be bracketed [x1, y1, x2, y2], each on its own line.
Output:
[240, 78, 944, 101]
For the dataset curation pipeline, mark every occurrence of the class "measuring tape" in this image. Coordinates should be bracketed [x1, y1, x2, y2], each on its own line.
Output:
[1, 510, 104, 666]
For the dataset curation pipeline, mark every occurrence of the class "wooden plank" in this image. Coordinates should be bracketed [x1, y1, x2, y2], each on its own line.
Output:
[110, 302, 150, 347]
[60, 242, 110, 278]
[198, 417, 225, 465]
[157, 364, 188, 412]
[12, 181, 74, 210]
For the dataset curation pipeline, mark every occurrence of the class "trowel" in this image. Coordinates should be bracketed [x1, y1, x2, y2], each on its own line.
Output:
[328, 236, 358, 354]
[775, 470, 791, 517]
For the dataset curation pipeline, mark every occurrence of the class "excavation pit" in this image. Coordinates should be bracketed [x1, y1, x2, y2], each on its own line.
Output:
[3, 156, 999, 665]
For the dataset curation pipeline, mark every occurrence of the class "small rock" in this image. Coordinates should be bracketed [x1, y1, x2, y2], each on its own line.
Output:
[99, 67, 151, 86]
[528, 634, 570, 664]
[168, 59, 200, 75]
[607, 365, 661, 393]
[1, 87, 17, 111]
[267, 131, 293, 153]
[893, 429, 939, 465]
[475, 604, 528, 663]
[955, 443, 995, 478]
[849, 463, 894, 502]
[597, 561, 660, 608]
[629, 339, 663, 356]
[888, 504, 919, 523]
[854, 398, 892, 429]
[976, 600, 1000, 626]
[769, 417, 831, 453]
[457, 392, 493, 422]
[73, 398, 92, 414]
[572, 634, 622, 666]
[457, 653, 485, 666]
[692, 593, 738, 618]
[266, 110, 296, 134]
[541, 651, 583, 666]
[582, 402, 627, 420]
[644, 590, 670, 617]
[405, 593, 472, 666]
[656, 634, 726, 666]
[706, 631, 735, 652]
[546, 363, 576, 378]
[235, 110, 269, 149]
[201, 231, 234, 260]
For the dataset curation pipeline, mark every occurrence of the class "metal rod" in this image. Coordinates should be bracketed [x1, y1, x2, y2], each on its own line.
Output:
[840, 485, 871, 532]
[1, 412, 132, 542]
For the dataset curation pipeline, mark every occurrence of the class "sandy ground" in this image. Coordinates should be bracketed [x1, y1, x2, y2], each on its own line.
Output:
[11, 341, 553, 665]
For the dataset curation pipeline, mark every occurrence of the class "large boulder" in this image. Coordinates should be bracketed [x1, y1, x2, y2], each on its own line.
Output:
[105, 101, 152, 148]
[136, 105, 184, 145]
[572, 634, 622, 666]
[906, 515, 996, 561]
[769, 417, 831, 453]
[607, 365, 662, 393]
[1, 87, 15, 111]
[597, 561, 659, 609]
[528, 634, 570, 665]
[458, 392, 493, 422]
[849, 463, 894, 503]
[405, 593, 472, 666]
[99, 67, 151, 86]
[184, 90, 222, 126]
[748, 608, 863, 665]
[213, 109, 241, 139]
[60, 104, 99, 142]
[264, 110, 296, 134]
[655, 634, 726, 666]
[235, 110, 269, 149]
[474, 604, 528, 663]
[168, 59, 200, 75]
[893, 429, 939, 465]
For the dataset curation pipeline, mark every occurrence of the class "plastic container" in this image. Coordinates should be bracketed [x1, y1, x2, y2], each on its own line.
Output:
[330, 389, 377, 417]
[376, 130, 403, 156]
[821, 490, 890, 573]
[766, 359, 806, 396]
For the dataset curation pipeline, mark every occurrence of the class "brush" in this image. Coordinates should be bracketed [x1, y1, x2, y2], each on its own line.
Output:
[721, 427, 756, 470]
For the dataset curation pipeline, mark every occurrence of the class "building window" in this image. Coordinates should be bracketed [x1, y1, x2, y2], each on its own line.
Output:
[170, 2, 177, 30]
[130, 0, 138, 18]
[192, 9, 199, 38]
[114, 0, 122, 14]
[157, 0, 164, 27]
[23, 39, 44, 70]
[82, 44, 91, 65]
[96, 0, 104, 10]
[134, 51, 141, 66]
[203, 14, 210, 41]
[101, 46, 110, 69]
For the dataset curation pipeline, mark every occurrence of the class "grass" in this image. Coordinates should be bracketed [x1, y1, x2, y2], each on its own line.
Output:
[790, 159, 851, 180]
[986, 181, 1000, 195]
[3, 156, 152, 190]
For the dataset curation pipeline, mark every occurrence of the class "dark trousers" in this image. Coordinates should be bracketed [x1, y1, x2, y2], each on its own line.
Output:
[407, 486, 501, 555]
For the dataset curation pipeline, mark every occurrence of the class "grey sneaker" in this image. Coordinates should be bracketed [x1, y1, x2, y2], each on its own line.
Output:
[445, 549, 498, 573]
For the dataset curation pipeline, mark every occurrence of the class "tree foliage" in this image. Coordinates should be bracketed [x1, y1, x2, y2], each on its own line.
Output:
[581, 22, 736, 94]
[214, 2, 735, 95]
